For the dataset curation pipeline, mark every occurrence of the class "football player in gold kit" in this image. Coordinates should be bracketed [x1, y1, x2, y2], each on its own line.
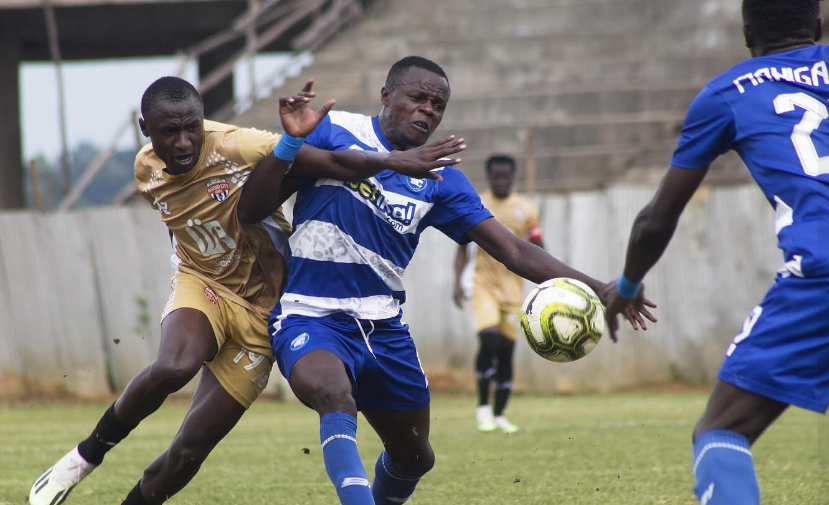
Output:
[29, 77, 465, 505]
[453, 155, 544, 434]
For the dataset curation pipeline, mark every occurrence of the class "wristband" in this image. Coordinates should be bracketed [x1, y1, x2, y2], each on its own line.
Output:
[273, 133, 305, 162]
[616, 274, 642, 299]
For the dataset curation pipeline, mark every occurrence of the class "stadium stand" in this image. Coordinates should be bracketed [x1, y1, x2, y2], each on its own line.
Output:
[235, 0, 750, 191]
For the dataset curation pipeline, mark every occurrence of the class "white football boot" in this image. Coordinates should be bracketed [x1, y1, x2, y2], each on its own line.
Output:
[494, 416, 519, 434]
[29, 446, 97, 505]
[476, 405, 496, 432]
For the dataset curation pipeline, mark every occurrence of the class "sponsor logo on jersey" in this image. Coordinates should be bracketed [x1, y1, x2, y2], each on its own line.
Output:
[290, 332, 310, 351]
[206, 177, 230, 202]
[204, 286, 218, 305]
[406, 177, 427, 193]
[345, 179, 418, 228]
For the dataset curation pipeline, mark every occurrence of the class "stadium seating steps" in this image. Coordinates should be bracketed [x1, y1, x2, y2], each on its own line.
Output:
[234, 0, 749, 191]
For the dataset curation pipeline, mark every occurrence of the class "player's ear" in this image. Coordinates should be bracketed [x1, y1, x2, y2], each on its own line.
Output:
[138, 117, 149, 138]
[743, 25, 754, 49]
[380, 86, 391, 107]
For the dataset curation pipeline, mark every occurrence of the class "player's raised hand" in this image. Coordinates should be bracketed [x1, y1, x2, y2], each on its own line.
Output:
[384, 135, 467, 181]
[600, 281, 657, 343]
[279, 79, 336, 138]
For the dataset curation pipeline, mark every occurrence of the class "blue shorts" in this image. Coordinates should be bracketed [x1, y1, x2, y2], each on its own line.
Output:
[719, 274, 829, 413]
[270, 311, 430, 412]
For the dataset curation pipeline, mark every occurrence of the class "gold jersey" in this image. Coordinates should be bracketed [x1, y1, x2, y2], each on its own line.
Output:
[134, 120, 291, 320]
[472, 190, 542, 304]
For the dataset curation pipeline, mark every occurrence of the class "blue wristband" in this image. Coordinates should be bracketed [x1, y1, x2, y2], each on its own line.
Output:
[616, 274, 642, 299]
[273, 133, 305, 162]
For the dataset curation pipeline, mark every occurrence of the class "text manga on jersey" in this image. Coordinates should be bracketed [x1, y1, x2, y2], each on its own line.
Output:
[733, 60, 829, 94]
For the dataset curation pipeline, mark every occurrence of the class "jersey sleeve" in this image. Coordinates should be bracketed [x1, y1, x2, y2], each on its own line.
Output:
[133, 146, 158, 208]
[237, 127, 280, 168]
[428, 167, 493, 244]
[305, 114, 333, 150]
[670, 86, 736, 170]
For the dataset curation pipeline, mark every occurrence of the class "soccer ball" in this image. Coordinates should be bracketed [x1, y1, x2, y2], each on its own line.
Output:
[520, 278, 606, 363]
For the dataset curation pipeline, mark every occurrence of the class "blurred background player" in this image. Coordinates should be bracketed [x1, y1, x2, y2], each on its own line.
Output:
[253, 55, 654, 505]
[28, 76, 465, 505]
[604, 1, 829, 504]
[453, 154, 544, 434]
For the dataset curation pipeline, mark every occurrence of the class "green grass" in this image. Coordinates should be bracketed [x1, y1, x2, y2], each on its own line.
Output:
[1, 393, 826, 504]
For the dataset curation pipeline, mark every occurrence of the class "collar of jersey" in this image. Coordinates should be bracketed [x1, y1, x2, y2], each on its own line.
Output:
[371, 116, 396, 153]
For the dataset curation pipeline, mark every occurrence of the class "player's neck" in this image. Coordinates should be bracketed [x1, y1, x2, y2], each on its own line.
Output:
[754, 41, 815, 57]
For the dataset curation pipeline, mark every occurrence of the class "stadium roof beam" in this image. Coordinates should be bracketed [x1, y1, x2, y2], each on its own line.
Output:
[0, 0, 318, 209]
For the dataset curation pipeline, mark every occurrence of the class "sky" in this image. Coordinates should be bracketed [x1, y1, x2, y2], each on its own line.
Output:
[20, 53, 293, 161]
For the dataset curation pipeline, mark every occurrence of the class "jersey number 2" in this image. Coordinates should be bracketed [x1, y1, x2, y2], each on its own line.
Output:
[774, 92, 829, 176]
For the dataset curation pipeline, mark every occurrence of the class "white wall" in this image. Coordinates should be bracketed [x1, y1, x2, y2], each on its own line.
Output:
[0, 182, 780, 397]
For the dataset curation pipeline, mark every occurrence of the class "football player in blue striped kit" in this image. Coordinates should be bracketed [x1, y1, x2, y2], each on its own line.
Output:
[604, 1, 829, 504]
[248, 56, 655, 505]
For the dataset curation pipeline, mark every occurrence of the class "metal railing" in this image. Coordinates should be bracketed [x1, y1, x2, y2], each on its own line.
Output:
[56, 0, 368, 210]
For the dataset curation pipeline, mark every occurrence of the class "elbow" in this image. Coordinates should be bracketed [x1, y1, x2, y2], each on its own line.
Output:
[631, 204, 677, 244]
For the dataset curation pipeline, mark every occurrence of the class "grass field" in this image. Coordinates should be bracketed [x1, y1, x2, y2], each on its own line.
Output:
[1, 392, 827, 504]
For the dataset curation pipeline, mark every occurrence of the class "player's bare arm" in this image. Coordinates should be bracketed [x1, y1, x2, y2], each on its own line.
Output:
[466, 218, 655, 333]
[465, 217, 604, 290]
[603, 166, 707, 340]
[453, 245, 469, 308]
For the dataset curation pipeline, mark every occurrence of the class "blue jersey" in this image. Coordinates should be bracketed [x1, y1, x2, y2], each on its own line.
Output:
[672, 45, 829, 278]
[279, 111, 493, 320]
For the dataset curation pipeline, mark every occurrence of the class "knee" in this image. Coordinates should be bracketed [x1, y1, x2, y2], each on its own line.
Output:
[302, 381, 356, 416]
[148, 359, 201, 392]
[169, 438, 211, 473]
[389, 445, 435, 477]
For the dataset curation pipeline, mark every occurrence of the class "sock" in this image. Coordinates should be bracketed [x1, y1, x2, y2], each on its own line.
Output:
[77, 403, 138, 465]
[493, 381, 512, 417]
[476, 368, 495, 407]
[320, 413, 374, 504]
[122, 480, 151, 505]
[371, 450, 422, 505]
[692, 430, 759, 505]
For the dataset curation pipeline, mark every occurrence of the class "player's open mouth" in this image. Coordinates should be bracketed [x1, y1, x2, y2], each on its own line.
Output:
[175, 154, 194, 165]
[413, 121, 429, 133]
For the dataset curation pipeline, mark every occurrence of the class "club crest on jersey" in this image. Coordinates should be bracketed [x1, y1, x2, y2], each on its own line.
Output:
[206, 177, 230, 202]
[405, 177, 427, 193]
[290, 332, 310, 351]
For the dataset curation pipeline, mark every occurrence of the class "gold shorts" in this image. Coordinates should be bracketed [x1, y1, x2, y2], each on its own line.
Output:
[161, 272, 273, 408]
[471, 289, 521, 341]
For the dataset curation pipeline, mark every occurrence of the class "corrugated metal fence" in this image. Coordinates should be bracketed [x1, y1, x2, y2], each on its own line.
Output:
[0, 182, 780, 398]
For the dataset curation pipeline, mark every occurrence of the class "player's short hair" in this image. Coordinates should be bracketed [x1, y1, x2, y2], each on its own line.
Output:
[384, 56, 449, 90]
[140, 76, 203, 118]
[742, 0, 821, 44]
[485, 154, 517, 174]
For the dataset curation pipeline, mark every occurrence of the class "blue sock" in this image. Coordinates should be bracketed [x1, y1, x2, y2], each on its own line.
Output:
[371, 450, 422, 504]
[692, 430, 759, 505]
[320, 413, 374, 504]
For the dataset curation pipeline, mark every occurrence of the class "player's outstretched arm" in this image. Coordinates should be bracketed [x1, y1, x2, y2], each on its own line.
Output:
[466, 218, 604, 293]
[603, 165, 708, 340]
[466, 218, 655, 334]
[291, 135, 466, 182]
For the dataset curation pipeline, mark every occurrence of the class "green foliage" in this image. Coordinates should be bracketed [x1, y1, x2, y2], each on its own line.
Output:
[133, 295, 152, 337]
[0, 394, 822, 504]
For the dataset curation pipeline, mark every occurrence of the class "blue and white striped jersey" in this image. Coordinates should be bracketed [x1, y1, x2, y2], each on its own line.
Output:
[278, 111, 493, 320]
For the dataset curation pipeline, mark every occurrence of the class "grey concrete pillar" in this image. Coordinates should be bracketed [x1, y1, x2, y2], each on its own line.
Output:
[0, 25, 24, 209]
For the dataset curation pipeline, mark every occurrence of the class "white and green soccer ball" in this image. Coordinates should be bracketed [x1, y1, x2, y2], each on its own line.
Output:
[520, 278, 606, 363]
